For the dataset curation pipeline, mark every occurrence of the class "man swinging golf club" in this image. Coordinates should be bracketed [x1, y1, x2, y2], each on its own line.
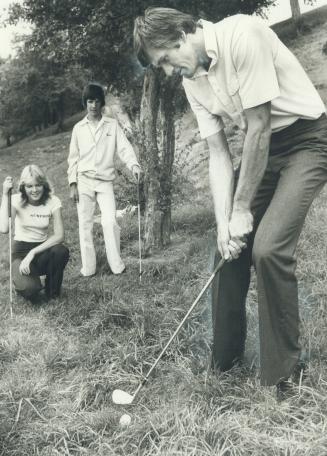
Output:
[133, 8, 327, 400]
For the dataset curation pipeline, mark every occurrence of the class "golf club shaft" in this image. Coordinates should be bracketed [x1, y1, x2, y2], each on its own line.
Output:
[8, 189, 13, 318]
[131, 257, 225, 400]
[137, 180, 142, 282]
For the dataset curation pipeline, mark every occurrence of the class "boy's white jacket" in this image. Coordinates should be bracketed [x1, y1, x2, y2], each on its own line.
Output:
[67, 115, 139, 185]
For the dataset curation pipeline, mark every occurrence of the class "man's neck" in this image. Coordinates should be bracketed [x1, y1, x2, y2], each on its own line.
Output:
[193, 27, 211, 72]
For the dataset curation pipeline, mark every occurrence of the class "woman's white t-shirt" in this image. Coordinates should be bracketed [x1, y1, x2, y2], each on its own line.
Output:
[12, 194, 62, 242]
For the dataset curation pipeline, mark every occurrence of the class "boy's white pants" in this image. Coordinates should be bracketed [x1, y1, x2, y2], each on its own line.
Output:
[77, 174, 125, 276]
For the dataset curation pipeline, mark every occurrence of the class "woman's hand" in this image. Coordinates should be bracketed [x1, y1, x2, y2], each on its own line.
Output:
[3, 176, 13, 195]
[19, 251, 35, 275]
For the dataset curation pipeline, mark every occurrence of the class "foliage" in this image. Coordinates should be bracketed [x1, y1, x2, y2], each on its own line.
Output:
[7, 0, 277, 90]
[1, 0, 278, 144]
[0, 26, 90, 142]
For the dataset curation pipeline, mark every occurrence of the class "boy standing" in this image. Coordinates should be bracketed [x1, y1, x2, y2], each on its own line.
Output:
[68, 82, 141, 276]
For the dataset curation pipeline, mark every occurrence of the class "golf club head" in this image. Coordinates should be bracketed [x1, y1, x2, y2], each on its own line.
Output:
[112, 389, 134, 405]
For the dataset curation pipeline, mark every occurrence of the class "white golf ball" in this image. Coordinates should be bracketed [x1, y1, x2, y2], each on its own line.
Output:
[119, 413, 131, 427]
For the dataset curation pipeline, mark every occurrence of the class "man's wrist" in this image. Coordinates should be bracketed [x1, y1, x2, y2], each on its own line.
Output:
[233, 201, 251, 212]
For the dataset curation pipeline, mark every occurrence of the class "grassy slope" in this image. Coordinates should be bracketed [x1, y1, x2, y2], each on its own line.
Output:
[1, 8, 327, 456]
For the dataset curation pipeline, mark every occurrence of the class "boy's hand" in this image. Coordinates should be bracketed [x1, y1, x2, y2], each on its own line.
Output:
[132, 165, 141, 182]
[69, 183, 79, 203]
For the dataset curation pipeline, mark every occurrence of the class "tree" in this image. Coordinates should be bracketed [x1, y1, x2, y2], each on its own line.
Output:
[0, 27, 90, 142]
[8, 0, 277, 251]
[290, 0, 316, 31]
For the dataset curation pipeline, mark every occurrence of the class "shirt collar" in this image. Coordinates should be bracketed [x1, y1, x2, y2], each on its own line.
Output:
[200, 19, 219, 66]
[80, 115, 110, 127]
[186, 20, 219, 80]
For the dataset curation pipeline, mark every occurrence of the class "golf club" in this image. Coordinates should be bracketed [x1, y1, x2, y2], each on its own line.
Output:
[137, 178, 142, 283]
[8, 188, 13, 318]
[112, 257, 225, 405]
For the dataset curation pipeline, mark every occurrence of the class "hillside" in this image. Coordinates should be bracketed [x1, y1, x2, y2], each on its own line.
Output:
[0, 7, 327, 456]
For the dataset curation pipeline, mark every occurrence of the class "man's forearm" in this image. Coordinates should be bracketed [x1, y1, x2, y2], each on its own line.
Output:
[233, 126, 271, 211]
[209, 152, 234, 228]
[207, 131, 234, 228]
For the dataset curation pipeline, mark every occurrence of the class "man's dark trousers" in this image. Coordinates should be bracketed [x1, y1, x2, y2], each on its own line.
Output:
[211, 114, 327, 386]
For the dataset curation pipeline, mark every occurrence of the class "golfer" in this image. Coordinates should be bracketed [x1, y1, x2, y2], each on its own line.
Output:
[0, 165, 69, 301]
[134, 8, 327, 398]
[68, 82, 141, 277]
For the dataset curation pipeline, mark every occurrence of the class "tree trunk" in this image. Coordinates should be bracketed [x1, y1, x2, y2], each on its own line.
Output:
[290, 0, 303, 30]
[159, 75, 179, 246]
[140, 66, 161, 255]
[56, 93, 65, 132]
[140, 68, 180, 254]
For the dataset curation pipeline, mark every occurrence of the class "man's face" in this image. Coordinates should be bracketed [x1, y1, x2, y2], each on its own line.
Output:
[86, 98, 102, 119]
[147, 36, 199, 78]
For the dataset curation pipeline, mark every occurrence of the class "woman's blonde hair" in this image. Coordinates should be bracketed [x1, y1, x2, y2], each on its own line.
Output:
[18, 165, 52, 205]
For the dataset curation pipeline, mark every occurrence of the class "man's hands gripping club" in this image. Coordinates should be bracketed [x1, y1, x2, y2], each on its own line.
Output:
[217, 208, 252, 261]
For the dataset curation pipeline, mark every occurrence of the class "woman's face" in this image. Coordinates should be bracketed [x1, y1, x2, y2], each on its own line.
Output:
[24, 176, 44, 204]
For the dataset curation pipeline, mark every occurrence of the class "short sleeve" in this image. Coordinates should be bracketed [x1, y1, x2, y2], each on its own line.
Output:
[232, 18, 280, 109]
[50, 195, 62, 213]
[183, 82, 225, 139]
[11, 193, 21, 210]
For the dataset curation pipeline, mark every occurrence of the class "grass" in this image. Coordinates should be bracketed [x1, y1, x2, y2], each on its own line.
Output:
[1, 8, 327, 456]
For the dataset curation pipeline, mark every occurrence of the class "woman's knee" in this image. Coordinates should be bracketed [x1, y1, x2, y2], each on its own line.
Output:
[49, 244, 70, 264]
[12, 259, 42, 297]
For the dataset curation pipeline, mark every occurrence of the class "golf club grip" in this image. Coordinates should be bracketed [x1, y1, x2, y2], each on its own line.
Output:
[141, 257, 225, 385]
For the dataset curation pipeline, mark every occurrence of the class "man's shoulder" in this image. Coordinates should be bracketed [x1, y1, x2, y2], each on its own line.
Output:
[215, 14, 267, 34]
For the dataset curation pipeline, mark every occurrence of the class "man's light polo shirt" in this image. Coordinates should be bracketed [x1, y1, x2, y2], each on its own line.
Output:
[182, 15, 326, 139]
[67, 116, 139, 184]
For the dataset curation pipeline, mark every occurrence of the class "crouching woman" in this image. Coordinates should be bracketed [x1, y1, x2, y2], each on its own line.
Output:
[0, 165, 69, 300]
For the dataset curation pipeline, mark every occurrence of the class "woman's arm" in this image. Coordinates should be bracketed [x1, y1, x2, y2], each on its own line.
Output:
[19, 207, 65, 275]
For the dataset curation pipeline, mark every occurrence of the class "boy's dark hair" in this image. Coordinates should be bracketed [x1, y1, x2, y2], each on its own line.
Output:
[82, 82, 106, 108]
[134, 7, 197, 66]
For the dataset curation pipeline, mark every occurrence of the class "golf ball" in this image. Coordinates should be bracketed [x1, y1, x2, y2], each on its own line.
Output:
[119, 413, 132, 427]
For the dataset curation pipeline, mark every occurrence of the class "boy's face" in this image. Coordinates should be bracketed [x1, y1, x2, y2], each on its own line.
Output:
[86, 98, 102, 119]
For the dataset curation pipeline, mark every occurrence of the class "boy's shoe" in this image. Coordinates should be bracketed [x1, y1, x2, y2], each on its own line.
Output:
[80, 272, 97, 278]
[114, 267, 127, 275]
